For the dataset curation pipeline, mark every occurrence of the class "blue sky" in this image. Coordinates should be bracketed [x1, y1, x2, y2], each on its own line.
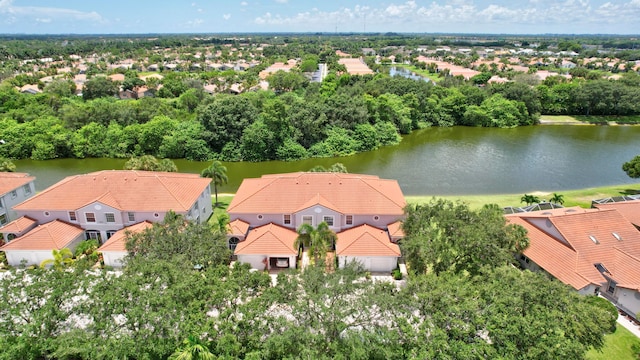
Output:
[0, 0, 639, 35]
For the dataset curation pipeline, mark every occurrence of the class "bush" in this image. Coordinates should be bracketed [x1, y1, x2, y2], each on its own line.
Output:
[585, 295, 618, 333]
[392, 268, 403, 280]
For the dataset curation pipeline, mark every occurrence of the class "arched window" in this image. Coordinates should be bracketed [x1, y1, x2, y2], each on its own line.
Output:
[229, 237, 240, 251]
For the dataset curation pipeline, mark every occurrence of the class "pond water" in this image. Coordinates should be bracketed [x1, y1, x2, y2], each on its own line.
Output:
[14, 125, 640, 196]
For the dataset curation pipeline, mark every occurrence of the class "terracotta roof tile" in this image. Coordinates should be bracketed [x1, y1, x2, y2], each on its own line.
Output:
[14, 170, 210, 212]
[227, 219, 250, 237]
[387, 221, 405, 238]
[98, 221, 153, 252]
[0, 172, 35, 196]
[0, 220, 83, 251]
[0, 216, 37, 234]
[234, 223, 297, 255]
[594, 201, 640, 228]
[507, 207, 640, 290]
[337, 224, 401, 257]
[228, 172, 405, 216]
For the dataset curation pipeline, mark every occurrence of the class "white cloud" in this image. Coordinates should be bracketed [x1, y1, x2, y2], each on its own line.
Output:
[35, 18, 51, 23]
[250, 0, 640, 32]
[240, 1, 248, 5]
[223, 14, 231, 20]
[275, 0, 288, 3]
[0, 0, 105, 24]
[186, 18, 204, 27]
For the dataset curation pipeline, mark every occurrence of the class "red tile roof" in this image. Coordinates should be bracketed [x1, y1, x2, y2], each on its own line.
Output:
[227, 219, 250, 237]
[387, 221, 405, 238]
[234, 223, 297, 255]
[594, 200, 640, 228]
[0, 172, 35, 196]
[507, 207, 640, 290]
[0, 220, 83, 251]
[98, 221, 153, 252]
[228, 172, 405, 216]
[14, 170, 211, 212]
[0, 216, 37, 234]
[337, 224, 401, 257]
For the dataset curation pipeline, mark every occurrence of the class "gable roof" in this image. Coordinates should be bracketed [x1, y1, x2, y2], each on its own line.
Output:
[337, 224, 401, 257]
[507, 207, 640, 290]
[0, 220, 83, 251]
[0, 172, 35, 197]
[227, 219, 250, 237]
[0, 216, 37, 234]
[594, 200, 640, 228]
[228, 172, 405, 216]
[387, 221, 405, 238]
[234, 222, 297, 256]
[14, 170, 211, 212]
[98, 221, 153, 252]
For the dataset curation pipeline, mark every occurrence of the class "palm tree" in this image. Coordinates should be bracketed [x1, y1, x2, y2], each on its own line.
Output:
[520, 194, 541, 206]
[40, 248, 74, 270]
[169, 336, 215, 360]
[295, 222, 337, 266]
[550, 193, 565, 205]
[201, 160, 228, 207]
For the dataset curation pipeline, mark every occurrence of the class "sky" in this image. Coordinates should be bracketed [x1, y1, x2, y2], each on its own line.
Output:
[0, 0, 639, 35]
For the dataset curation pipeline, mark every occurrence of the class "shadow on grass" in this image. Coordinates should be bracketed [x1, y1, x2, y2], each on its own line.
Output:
[619, 189, 640, 195]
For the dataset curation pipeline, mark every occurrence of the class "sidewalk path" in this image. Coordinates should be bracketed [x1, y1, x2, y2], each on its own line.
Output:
[617, 313, 640, 338]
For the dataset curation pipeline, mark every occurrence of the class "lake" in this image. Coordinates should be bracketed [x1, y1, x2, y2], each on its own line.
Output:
[14, 125, 640, 196]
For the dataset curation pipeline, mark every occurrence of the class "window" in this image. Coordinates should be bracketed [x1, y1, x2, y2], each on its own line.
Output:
[85, 230, 101, 241]
[128, 212, 135, 222]
[373, 215, 380, 221]
[85, 212, 96, 223]
[283, 214, 291, 225]
[43, 211, 50, 217]
[229, 237, 240, 251]
[22, 184, 31, 195]
[10, 190, 17, 199]
[154, 213, 160, 218]
[0, 213, 6, 225]
[257, 214, 264, 220]
[323, 215, 334, 226]
[607, 280, 617, 294]
[0, 198, 3, 209]
[302, 215, 313, 226]
[106, 230, 118, 239]
[105, 213, 115, 223]
[68, 211, 77, 222]
[346, 215, 353, 225]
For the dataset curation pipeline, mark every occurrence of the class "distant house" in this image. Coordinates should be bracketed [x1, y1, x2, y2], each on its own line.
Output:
[507, 207, 640, 319]
[0, 173, 36, 228]
[1, 170, 212, 266]
[19, 84, 42, 94]
[227, 172, 406, 272]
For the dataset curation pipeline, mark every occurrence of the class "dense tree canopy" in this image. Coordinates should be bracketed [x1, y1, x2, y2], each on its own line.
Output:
[401, 198, 529, 275]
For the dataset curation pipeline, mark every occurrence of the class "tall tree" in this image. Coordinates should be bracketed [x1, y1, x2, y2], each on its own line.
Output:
[0, 157, 16, 172]
[124, 155, 178, 172]
[200, 160, 228, 206]
[401, 199, 529, 275]
[623, 155, 640, 178]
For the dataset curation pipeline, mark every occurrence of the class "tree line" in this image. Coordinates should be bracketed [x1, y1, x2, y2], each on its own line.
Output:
[1, 70, 640, 162]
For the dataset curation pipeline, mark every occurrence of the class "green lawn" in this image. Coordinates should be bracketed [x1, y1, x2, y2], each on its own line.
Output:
[208, 194, 234, 226]
[586, 326, 640, 360]
[405, 183, 640, 210]
[540, 115, 640, 125]
[390, 64, 441, 82]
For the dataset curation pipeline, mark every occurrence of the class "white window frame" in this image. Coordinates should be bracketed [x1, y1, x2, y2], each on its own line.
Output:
[10, 190, 17, 199]
[105, 213, 116, 223]
[346, 215, 353, 225]
[0, 213, 7, 225]
[22, 184, 31, 195]
[86, 230, 100, 240]
[85, 212, 96, 223]
[68, 211, 77, 222]
[0, 197, 4, 209]
[106, 230, 118, 239]
[128, 212, 136, 222]
[322, 215, 334, 226]
[283, 214, 291, 225]
[302, 215, 313, 226]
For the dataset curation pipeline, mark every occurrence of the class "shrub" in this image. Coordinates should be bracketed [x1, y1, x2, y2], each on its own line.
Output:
[585, 295, 618, 333]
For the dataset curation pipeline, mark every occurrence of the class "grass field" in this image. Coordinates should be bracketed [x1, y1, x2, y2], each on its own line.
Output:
[586, 326, 640, 360]
[540, 115, 640, 125]
[406, 183, 640, 209]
